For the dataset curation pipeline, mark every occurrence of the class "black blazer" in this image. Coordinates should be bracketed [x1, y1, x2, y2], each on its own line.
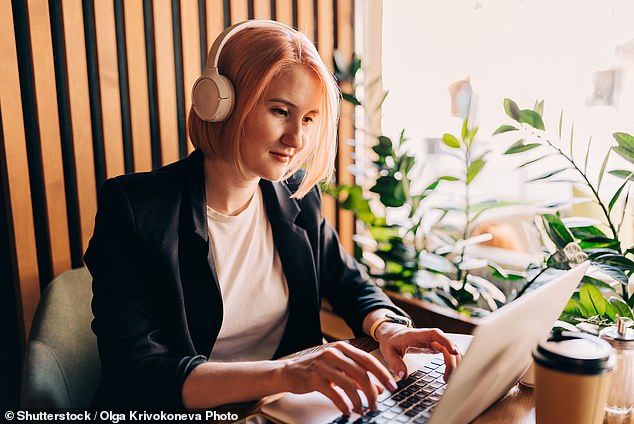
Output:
[84, 150, 405, 408]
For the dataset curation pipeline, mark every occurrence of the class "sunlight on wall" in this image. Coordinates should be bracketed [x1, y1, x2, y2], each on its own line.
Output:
[381, 0, 634, 207]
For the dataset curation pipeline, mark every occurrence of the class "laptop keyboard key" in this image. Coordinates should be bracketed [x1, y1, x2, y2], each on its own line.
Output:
[381, 398, 396, 407]
[395, 415, 410, 423]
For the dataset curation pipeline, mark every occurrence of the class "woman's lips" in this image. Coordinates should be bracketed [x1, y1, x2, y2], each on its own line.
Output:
[270, 152, 292, 162]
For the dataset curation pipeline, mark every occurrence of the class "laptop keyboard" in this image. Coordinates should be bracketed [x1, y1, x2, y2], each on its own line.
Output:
[328, 358, 447, 424]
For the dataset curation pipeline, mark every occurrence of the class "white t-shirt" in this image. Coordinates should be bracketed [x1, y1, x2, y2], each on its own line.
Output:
[206, 187, 289, 362]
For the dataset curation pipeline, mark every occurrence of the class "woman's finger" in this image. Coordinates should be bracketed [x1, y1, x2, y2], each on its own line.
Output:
[335, 342, 398, 391]
[380, 344, 408, 381]
[431, 341, 459, 381]
[321, 347, 378, 411]
[317, 361, 365, 413]
[319, 380, 352, 416]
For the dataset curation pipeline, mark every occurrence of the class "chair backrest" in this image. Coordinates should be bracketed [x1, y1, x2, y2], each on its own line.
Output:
[21, 267, 99, 408]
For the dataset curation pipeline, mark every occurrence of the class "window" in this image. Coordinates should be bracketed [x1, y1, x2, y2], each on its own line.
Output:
[377, 0, 634, 209]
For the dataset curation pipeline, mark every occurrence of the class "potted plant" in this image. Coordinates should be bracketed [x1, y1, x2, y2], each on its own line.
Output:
[494, 99, 634, 332]
[328, 56, 540, 333]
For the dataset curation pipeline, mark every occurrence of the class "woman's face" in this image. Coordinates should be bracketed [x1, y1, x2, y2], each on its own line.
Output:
[240, 64, 322, 182]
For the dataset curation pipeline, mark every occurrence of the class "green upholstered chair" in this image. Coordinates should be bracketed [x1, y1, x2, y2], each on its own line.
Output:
[21, 267, 99, 408]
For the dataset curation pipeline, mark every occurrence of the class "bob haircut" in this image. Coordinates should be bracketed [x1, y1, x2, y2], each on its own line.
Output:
[188, 23, 340, 199]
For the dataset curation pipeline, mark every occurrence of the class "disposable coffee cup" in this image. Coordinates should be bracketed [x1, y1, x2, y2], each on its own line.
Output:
[532, 331, 615, 424]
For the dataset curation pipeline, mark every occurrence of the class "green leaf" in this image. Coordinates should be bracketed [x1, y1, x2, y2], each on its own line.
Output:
[369, 176, 406, 207]
[341, 92, 361, 106]
[518, 109, 545, 130]
[542, 214, 574, 248]
[466, 157, 485, 185]
[504, 141, 541, 154]
[442, 133, 460, 149]
[579, 284, 606, 316]
[613, 146, 634, 164]
[534, 99, 544, 117]
[372, 136, 394, 158]
[518, 153, 555, 169]
[570, 225, 607, 239]
[467, 127, 479, 146]
[351, 54, 362, 78]
[603, 300, 617, 320]
[579, 237, 621, 251]
[504, 98, 521, 120]
[608, 174, 633, 213]
[608, 296, 634, 319]
[608, 170, 634, 180]
[584, 135, 593, 175]
[493, 125, 517, 135]
[339, 185, 376, 225]
[597, 149, 611, 191]
[586, 248, 621, 260]
[461, 119, 469, 141]
[592, 254, 634, 270]
[527, 167, 569, 183]
[613, 132, 634, 151]
[563, 298, 585, 317]
[592, 262, 629, 285]
[581, 275, 616, 291]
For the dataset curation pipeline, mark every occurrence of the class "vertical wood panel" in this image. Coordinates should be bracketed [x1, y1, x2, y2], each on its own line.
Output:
[230, 0, 249, 23]
[316, 0, 336, 225]
[26, 0, 72, 276]
[153, 0, 180, 165]
[275, 0, 293, 26]
[206, 0, 225, 50]
[94, 0, 125, 178]
[61, 0, 97, 253]
[296, 0, 314, 39]
[0, 0, 40, 341]
[337, 0, 354, 254]
[252, 0, 270, 19]
[123, 0, 153, 172]
[180, 0, 201, 154]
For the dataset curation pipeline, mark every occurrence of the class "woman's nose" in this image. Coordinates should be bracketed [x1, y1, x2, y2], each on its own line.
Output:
[282, 120, 303, 149]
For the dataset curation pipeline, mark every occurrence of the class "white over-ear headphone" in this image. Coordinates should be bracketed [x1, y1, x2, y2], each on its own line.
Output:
[191, 20, 295, 122]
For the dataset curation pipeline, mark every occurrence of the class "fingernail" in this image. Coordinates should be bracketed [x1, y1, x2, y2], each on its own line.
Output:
[398, 370, 406, 380]
[388, 379, 398, 391]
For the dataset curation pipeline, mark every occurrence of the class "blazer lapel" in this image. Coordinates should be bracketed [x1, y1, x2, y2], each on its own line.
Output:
[179, 151, 224, 356]
[260, 181, 324, 357]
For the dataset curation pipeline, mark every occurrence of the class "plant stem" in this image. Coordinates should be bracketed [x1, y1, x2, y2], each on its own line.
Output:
[458, 141, 471, 284]
[515, 266, 549, 299]
[529, 129, 621, 249]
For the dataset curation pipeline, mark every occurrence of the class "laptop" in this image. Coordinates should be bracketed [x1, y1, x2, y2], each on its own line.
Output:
[261, 262, 589, 424]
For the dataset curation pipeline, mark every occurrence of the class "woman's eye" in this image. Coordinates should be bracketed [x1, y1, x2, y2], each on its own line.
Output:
[272, 108, 288, 117]
[303, 116, 314, 125]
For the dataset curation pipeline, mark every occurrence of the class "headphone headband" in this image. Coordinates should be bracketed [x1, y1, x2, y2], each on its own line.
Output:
[206, 20, 296, 70]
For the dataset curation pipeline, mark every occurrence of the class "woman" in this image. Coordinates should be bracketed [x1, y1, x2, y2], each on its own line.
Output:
[85, 20, 460, 414]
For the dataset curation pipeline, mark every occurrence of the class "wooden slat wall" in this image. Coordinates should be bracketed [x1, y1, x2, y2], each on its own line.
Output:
[1, 0, 355, 346]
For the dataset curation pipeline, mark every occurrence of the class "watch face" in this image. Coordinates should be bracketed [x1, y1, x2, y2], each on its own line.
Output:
[386, 313, 412, 326]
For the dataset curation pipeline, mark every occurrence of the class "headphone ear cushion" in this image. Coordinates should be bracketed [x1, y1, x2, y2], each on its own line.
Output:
[191, 73, 235, 122]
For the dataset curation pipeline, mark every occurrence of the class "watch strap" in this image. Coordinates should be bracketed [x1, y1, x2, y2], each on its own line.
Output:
[369, 313, 413, 341]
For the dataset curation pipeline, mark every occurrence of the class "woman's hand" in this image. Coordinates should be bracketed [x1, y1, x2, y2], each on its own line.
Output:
[375, 324, 461, 382]
[280, 341, 398, 415]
